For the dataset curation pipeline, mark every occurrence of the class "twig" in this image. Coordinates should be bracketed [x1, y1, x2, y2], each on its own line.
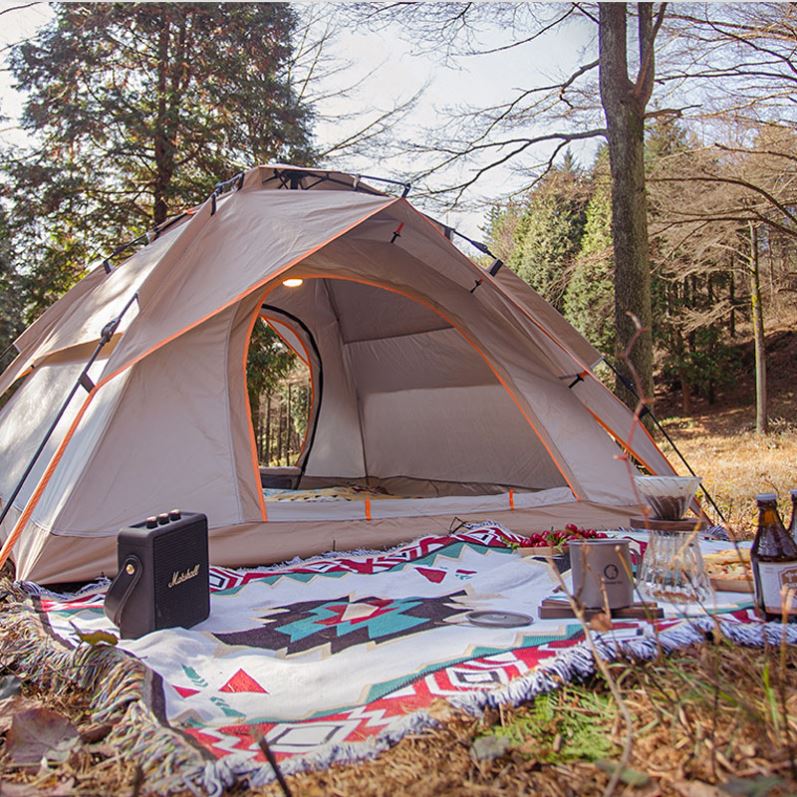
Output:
[258, 734, 292, 797]
[544, 560, 634, 797]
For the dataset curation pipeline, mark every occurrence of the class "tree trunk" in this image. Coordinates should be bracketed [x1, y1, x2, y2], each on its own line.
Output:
[265, 392, 272, 466]
[152, 11, 175, 225]
[749, 222, 768, 434]
[599, 3, 655, 408]
[728, 256, 736, 338]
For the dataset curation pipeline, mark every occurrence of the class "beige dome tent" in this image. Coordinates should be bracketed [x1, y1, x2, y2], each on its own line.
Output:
[0, 165, 679, 584]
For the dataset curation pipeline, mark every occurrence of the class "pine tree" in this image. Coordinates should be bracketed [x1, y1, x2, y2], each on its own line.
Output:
[505, 155, 588, 311]
[563, 180, 615, 356]
[5, 2, 314, 321]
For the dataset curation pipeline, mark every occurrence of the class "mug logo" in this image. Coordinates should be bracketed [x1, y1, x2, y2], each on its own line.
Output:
[603, 563, 620, 580]
[168, 564, 200, 588]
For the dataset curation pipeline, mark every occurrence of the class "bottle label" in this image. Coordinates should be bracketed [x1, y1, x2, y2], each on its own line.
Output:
[757, 562, 797, 613]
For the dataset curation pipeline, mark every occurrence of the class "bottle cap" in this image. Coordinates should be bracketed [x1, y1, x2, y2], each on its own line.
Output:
[157, 513, 170, 525]
[169, 509, 181, 521]
[756, 493, 778, 506]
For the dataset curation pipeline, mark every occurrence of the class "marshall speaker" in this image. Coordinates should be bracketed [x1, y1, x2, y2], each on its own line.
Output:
[104, 510, 210, 639]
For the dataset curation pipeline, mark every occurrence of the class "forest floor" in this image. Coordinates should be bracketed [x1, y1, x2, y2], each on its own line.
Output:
[655, 324, 797, 535]
[1, 327, 796, 796]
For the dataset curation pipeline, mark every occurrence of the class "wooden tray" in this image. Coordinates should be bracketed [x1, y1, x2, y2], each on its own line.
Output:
[517, 546, 565, 558]
[630, 517, 709, 532]
[710, 576, 754, 593]
[538, 598, 663, 620]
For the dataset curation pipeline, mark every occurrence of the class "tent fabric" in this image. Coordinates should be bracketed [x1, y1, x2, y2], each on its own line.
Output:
[0, 164, 678, 584]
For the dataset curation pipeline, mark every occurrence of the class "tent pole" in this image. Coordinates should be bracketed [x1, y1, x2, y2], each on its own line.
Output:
[603, 358, 726, 524]
[0, 293, 139, 557]
[0, 340, 17, 366]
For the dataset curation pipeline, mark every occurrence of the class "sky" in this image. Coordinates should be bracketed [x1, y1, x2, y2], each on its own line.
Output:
[0, 1, 599, 240]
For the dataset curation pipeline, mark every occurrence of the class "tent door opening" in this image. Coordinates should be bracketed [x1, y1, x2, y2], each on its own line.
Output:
[249, 305, 321, 491]
[255, 277, 569, 502]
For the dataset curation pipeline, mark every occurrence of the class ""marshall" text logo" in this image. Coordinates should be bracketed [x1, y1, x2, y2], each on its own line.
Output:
[168, 564, 200, 589]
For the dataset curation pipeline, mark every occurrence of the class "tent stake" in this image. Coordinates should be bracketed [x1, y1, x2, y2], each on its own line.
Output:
[603, 358, 726, 524]
[0, 293, 139, 555]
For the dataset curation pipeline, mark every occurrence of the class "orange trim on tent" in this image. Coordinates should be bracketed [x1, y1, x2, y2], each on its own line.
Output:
[407, 199, 677, 478]
[243, 295, 269, 522]
[290, 272, 582, 499]
[584, 406, 659, 476]
[508, 490, 515, 510]
[0, 386, 98, 569]
[364, 497, 372, 520]
[0, 199, 398, 569]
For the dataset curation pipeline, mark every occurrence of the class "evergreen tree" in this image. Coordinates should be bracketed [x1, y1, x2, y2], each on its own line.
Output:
[0, 210, 24, 376]
[5, 2, 314, 320]
[563, 180, 615, 356]
[505, 154, 588, 311]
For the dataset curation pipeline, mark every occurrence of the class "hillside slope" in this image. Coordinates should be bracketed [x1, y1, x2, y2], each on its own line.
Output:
[657, 326, 797, 534]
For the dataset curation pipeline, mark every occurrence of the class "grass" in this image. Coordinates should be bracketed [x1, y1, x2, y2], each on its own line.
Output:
[658, 413, 797, 536]
[246, 644, 797, 797]
[655, 324, 797, 536]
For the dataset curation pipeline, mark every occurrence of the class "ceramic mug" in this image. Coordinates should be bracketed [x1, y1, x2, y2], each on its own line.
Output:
[570, 538, 633, 610]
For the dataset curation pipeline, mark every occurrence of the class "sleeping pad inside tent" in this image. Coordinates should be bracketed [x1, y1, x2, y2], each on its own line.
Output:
[0, 165, 679, 584]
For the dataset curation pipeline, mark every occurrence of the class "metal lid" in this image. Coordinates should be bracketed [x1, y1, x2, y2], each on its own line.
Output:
[465, 610, 533, 628]
[756, 492, 778, 505]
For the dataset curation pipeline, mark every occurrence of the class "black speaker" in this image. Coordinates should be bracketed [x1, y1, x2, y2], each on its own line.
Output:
[104, 510, 210, 638]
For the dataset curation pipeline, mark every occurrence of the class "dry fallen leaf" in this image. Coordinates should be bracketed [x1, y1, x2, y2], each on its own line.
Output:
[0, 674, 21, 700]
[427, 698, 455, 722]
[6, 708, 80, 767]
[47, 778, 76, 797]
[69, 622, 118, 646]
[470, 734, 511, 761]
[79, 723, 113, 744]
[674, 780, 723, 797]
[0, 782, 43, 796]
[0, 697, 41, 735]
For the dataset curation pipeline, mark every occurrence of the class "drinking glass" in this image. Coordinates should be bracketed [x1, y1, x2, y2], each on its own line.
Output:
[637, 529, 712, 604]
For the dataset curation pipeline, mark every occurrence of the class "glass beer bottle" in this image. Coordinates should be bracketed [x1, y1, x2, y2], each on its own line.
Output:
[751, 493, 797, 622]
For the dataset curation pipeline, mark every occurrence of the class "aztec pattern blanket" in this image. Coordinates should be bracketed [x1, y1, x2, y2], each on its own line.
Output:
[5, 522, 796, 795]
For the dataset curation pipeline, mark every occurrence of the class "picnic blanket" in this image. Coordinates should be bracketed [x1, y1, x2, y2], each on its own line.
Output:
[3, 522, 795, 795]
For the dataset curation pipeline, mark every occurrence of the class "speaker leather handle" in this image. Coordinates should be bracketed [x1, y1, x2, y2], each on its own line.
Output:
[104, 555, 143, 628]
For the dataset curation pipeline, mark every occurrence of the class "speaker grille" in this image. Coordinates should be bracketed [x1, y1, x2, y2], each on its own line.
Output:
[152, 523, 209, 629]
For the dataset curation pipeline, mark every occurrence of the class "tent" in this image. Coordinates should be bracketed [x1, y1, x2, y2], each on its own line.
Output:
[0, 165, 679, 584]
